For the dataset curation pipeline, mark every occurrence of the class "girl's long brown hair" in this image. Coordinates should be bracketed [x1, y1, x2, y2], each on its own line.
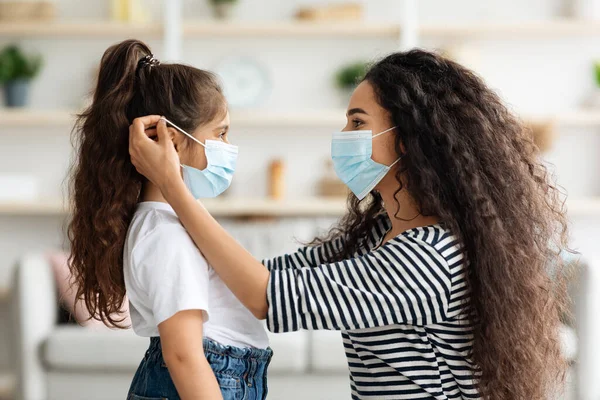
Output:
[316, 50, 571, 399]
[68, 39, 225, 327]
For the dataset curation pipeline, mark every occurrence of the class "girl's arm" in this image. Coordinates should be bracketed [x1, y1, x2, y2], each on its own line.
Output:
[159, 310, 222, 400]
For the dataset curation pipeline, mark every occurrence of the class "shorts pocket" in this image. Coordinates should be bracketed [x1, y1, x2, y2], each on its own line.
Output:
[128, 394, 168, 400]
[216, 374, 244, 400]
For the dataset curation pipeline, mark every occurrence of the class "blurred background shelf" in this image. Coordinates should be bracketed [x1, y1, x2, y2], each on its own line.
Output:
[0, 21, 161, 38]
[0, 198, 347, 217]
[183, 20, 400, 37]
[0, 109, 346, 128]
[556, 110, 600, 127]
[3, 109, 600, 129]
[419, 19, 600, 38]
[0, 197, 598, 217]
[2, 20, 600, 39]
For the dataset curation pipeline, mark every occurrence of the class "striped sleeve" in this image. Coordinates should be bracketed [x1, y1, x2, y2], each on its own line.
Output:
[262, 237, 344, 271]
[266, 237, 452, 333]
[262, 214, 391, 272]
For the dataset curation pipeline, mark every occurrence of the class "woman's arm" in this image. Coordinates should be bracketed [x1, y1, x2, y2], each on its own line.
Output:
[165, 179, 271, 318]
[159, 310, 222, 400]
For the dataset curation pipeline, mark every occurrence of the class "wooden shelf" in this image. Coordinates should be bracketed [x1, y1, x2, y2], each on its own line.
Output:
[2, 19, 599, 40]
[420, 19, 600, 38]
[0, 20, 399, 39]
[0, 198, 347, 218]
[3, 109, 600, 129]
[0, 109, 76, 127]
[567, 198, 600, 217]
[0, 21, 160, 38]
[183, 20, 400, 38]
[0, 109, 346, 129]
[556, 110, 600, 127]
[1, 197, 599, 217]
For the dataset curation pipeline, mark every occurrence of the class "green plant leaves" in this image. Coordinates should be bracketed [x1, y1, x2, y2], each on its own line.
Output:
[335, 61, 368, 90]
[0, 45, 43, 83]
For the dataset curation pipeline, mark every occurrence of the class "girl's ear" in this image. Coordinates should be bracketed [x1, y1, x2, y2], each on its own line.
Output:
[168, 127, 183, 153]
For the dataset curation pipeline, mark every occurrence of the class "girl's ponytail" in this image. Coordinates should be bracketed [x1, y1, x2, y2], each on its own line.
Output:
[68, 40, 152, 327]
[69, 39, 225, 328]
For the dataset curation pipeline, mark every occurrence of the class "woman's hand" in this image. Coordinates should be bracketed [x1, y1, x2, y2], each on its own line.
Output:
[129, 115, 182, 194]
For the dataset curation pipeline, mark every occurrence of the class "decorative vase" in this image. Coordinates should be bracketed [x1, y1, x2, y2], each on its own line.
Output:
[4, 79, 30, 107]
[212, 3, 236, 20]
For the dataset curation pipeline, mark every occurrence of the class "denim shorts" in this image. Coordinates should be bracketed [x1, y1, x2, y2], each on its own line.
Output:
[127, 337, 273, 400]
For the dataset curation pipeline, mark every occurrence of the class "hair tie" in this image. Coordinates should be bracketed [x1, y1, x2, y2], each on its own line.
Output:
[137, 54, 160, 71]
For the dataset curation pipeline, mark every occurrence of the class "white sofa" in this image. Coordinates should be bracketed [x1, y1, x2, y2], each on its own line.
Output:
[9, 253, 598, 400]
[9, 253, 350, 400]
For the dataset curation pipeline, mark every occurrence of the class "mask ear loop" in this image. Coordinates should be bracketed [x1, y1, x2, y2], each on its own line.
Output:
[160, 117, 206, 148]
[372, 125, 397, 139]
[371, 125, 402, 167]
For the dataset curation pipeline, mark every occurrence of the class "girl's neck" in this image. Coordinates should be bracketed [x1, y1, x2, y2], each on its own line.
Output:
[378, 184, 440, 240]
[140, 181, 169, 204]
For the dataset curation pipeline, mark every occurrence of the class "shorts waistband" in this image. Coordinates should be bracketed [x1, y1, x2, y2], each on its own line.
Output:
[149, 336, 272, 361]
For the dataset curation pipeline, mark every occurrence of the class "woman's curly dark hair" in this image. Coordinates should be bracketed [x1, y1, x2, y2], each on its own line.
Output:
[316, 49, 571, 399]
[68, 39, 225, 327]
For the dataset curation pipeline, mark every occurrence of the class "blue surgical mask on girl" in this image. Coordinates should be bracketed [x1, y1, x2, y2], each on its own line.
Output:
[160, 117, 238, 199]
[331, 126, 401, 200]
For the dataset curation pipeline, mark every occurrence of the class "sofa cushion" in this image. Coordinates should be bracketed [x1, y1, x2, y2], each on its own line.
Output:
[310, 330, 348, 372]
[43, 326, 148, 372]
[44, 326, 310, 373]
[266, 331, 309, 373]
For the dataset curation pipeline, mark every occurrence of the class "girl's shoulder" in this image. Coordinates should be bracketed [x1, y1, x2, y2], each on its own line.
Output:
[128, 203, 206, 267]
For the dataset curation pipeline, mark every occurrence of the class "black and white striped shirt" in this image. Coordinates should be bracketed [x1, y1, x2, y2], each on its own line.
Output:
[264, 216, 479, 399]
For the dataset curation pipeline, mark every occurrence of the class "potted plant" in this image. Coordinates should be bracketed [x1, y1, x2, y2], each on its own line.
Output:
[592, 61, 600, 107]
[0, 45, 42, 108]
[209, 0, 239, 20]
[335, 61, 368, 103]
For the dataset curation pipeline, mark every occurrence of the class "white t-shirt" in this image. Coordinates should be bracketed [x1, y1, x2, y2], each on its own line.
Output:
[123, 201, 269, 349]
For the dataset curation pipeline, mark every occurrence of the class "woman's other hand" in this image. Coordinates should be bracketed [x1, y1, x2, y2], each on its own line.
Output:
[129, 115, 181, 192]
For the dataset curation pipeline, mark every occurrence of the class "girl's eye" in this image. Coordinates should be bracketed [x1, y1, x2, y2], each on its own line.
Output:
[219, 132, 227, 140]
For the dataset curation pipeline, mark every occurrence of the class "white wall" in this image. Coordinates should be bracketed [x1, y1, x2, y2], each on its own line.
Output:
[1, 0, 599, 371]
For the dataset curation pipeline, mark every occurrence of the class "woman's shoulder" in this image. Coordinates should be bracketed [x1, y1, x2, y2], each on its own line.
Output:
[395, 223, 464, 263]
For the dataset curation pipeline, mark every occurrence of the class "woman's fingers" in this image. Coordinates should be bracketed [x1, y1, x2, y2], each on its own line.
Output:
[129, 115, 162, 148]
[134, 115, 163, 133]
[157, 118, 170, 148]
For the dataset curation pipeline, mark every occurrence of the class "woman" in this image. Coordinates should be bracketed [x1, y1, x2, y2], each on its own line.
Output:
[129, 50, 570, 399]
[68, 39, 271, 400]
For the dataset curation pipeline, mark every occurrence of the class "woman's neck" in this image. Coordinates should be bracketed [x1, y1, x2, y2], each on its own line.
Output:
[378, 182, 440, 239]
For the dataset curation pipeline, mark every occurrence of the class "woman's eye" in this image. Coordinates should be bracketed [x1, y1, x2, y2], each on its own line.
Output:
[353, 119, 363, 128]
[219, 132, 227, 140]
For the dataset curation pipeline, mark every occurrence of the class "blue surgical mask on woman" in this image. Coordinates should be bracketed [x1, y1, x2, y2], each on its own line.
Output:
[161, 117, 238, 199]
[331, 126, 400, 200]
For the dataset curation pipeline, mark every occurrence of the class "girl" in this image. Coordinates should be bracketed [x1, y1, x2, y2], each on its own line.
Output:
[130, 50, 571, 399]
[68, 39, 271, 400]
